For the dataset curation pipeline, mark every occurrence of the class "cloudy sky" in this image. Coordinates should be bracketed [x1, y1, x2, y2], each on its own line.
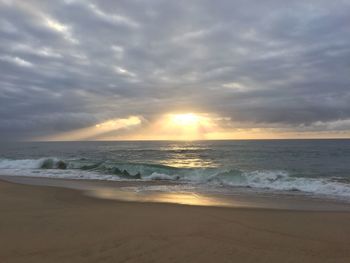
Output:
[1, 0, 350, 140]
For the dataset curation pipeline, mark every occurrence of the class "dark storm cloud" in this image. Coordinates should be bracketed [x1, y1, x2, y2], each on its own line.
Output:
[0, 0, 350, 140]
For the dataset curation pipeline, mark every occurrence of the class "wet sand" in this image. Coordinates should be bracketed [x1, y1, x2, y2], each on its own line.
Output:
[1, 178, 350, 262]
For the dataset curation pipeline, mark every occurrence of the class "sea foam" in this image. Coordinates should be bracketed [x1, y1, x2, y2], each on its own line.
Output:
[1, 157, 350, 199]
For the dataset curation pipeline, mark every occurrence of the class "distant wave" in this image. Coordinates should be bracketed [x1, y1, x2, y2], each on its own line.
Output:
[1, 157, 350, 199]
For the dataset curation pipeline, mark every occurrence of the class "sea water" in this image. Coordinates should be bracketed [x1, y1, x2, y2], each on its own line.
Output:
[1, 140, 350, 200]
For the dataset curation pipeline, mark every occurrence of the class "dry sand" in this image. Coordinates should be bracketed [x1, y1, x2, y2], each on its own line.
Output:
[1, 179, 350, 263]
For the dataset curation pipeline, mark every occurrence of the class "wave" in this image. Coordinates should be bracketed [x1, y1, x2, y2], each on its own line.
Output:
[0, 157, 66, 169]
[1, 157, 350, 199]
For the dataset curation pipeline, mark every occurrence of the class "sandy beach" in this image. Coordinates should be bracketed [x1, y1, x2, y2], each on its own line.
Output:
[1, 179, 350, 263]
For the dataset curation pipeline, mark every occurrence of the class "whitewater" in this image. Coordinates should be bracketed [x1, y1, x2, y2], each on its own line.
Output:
[1, 152, 350, 200]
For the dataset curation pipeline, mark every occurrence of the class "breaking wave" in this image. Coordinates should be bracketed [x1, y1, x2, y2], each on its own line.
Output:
[1, 157, 350, 199]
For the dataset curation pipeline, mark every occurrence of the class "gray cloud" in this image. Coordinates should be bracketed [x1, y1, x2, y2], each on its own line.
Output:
[0, 0, 350, 140]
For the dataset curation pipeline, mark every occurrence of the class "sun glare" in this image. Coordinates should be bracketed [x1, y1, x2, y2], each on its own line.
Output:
[170, 113, 200, 126]
[150, 113, 213, 140]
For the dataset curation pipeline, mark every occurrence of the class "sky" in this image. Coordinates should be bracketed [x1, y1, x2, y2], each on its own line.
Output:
[0, 0, 350, 141]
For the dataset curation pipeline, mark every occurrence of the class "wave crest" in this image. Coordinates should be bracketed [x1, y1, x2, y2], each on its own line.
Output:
[1, 157, 350, 198]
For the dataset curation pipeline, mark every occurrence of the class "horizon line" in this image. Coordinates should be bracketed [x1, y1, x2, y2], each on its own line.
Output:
[6, 137, 350, 143]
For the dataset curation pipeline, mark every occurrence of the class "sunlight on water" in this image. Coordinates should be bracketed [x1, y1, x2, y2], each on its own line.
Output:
[158, 144, 218, 168]
[160, 158, 216, 168]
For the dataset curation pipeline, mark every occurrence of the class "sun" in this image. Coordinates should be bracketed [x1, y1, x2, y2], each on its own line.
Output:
[155, 113, 213, 140]
[170, 113, 200, 126]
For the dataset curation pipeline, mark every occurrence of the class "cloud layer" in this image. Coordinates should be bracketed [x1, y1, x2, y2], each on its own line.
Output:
[0, 0, 350, 140]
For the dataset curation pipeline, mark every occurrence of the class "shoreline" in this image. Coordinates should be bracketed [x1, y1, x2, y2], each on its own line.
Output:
[1, 154, 350, 202]
[1, 178, 350, 262]
[2, 175, 350, 211]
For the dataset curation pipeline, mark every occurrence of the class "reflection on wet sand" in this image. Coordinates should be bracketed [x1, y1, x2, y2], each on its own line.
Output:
[87, 188, 235, 207]
[3, 175, 350, 211]
[85, 186, 350, 211]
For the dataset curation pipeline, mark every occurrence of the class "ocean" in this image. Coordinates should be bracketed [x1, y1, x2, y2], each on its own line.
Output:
[1, 140, 350, 200]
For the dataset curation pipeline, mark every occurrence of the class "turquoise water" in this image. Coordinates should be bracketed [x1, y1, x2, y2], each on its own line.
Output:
[1, 140, 350, 198]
